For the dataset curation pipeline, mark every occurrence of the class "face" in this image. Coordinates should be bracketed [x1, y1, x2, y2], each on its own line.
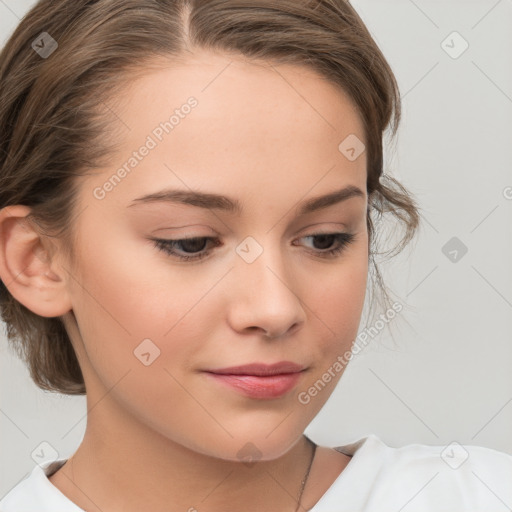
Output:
[58, 50, 369, 461]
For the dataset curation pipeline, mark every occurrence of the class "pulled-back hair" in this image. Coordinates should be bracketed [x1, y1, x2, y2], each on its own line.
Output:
[0, 0, 420, 395]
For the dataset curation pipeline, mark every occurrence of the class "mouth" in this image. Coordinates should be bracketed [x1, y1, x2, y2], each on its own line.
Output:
[202, 361, 307, 399]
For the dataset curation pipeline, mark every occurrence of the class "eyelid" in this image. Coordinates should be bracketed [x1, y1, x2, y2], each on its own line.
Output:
[298, 222, 349, 232]
[150, 230, 356, 263]
[152, 224, 217, 234]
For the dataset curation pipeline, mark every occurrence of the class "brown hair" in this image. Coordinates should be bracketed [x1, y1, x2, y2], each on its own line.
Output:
[0, 0, 421, 395]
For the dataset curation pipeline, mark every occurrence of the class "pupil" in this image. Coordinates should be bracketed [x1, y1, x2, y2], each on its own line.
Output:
[314, 234, 334, 250]
[181, 237, 207, 253]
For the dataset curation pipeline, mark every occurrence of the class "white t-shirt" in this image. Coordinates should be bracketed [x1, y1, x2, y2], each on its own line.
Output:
[1, 434, 511, 511]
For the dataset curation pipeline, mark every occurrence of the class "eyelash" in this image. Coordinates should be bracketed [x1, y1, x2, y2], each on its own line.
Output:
[151, 232, 356, 262]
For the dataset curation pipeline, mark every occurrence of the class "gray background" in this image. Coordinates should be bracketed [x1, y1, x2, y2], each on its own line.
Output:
[1, 0, 511, 499]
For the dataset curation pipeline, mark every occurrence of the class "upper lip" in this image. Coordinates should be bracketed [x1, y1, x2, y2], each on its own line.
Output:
[204, 361, 306, 376]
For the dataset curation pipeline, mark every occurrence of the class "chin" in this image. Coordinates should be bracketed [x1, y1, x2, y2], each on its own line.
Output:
[188, 429, 304, 463]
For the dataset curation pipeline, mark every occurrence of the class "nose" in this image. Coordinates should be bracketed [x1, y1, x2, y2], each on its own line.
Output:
[226, 242, 306, 339]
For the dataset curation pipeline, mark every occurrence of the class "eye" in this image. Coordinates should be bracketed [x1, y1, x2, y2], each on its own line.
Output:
[151, 236, 220, 262]
[150, 232, 356, 263]
[294, 232, 356, 258]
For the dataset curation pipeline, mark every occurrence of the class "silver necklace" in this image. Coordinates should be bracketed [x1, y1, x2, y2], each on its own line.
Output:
[294, 435, 317, 512]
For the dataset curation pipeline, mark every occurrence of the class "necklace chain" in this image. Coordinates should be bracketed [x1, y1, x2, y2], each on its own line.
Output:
[294, 435, 317, 512]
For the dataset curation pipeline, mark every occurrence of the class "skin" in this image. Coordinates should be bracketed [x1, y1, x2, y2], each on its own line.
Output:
[0, 50, 368, 512]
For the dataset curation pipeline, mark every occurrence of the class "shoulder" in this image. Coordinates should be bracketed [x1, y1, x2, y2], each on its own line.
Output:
[385, 437, 512, 474]
[387, 440, 512, 510]
[0, 458, 81, 512]
[333, 434, 512, 511]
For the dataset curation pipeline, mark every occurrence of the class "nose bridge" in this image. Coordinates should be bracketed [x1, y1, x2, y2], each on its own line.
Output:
[228, 233, 305, 336]
[236, 234, 290, 295]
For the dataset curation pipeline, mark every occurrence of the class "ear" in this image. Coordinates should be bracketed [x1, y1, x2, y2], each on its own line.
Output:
[0, 205, 73, 318]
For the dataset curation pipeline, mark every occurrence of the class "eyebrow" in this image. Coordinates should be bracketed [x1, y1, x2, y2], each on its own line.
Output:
[128, 184, 365, 216]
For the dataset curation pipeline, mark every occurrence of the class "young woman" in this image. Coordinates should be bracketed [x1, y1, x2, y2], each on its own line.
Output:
[0, 1, 510, 511]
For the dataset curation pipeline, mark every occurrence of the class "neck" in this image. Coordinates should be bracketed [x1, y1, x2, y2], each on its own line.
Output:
[54, 393, 315, 512]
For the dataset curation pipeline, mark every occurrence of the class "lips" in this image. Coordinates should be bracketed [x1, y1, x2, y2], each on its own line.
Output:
[204, 361, 305, 376]
[202, 361, 306, 399]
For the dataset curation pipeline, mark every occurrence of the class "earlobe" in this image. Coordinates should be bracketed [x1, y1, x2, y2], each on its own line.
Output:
[0, 205, 73, 318]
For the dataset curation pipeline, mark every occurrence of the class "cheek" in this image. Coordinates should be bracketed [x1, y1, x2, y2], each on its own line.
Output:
[287, 250, 368, 421]
[309, 240, 368, 336]
[68, 224, 222, 388]
[67, 237, 224, 442]
[300, 240, 368, 382]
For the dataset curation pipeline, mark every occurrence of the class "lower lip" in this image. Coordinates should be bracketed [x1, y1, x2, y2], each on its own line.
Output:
[204, 372, 303, 399]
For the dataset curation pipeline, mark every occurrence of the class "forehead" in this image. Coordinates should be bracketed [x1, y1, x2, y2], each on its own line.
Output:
[84, 50, 367, 209]
[117, 50, 365, 135]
